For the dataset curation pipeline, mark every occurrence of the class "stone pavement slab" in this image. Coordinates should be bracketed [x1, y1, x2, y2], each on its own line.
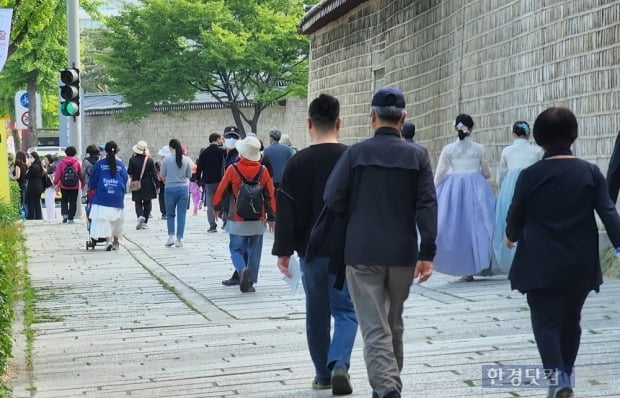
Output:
[9, 197, 620, 397]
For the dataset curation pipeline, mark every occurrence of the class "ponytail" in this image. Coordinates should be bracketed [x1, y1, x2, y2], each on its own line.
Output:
[169, 139, 183, 168]
[105, 141, 118, 177]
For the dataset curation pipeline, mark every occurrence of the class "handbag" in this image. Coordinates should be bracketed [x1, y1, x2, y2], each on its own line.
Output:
[43, 174, 53, 189]
[129, 157, 148, 192]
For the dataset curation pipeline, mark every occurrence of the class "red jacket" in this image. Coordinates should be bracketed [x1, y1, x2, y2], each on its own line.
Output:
[53, 156, 84, 190]
[213, 158, 276, 221]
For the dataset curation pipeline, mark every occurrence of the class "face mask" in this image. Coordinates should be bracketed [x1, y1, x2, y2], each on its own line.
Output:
[224, 138, 237, 149]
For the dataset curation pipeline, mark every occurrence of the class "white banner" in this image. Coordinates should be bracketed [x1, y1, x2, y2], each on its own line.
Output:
[0, 9, 12, 73]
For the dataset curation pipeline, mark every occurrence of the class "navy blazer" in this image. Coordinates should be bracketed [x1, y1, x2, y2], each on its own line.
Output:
[507, 157, 620, 293]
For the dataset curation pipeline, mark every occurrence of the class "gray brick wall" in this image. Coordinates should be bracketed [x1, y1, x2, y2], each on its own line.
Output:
[84, 99, 308, 162]
[307, 0, 620, 174]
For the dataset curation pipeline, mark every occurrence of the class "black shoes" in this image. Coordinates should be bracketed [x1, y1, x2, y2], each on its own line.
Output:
[207, 227, 217, 233]
[239, 268, 253, 293]
[221, 271, 240, 286]
[331, 367, 353, 395]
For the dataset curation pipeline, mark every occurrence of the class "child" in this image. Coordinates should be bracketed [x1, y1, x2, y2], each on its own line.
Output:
[189, 165, 202, 216]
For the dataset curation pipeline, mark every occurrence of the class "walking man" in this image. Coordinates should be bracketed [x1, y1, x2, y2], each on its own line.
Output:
[323, 87, 437, 398]
[196, 132, 225, 232]
[273, 94, 357, 395]
[263, 128, 293, 189]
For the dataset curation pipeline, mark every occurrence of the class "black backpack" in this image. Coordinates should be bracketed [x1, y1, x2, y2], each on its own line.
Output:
[232, 165, 265, 221]
[61, 163, 79, 187]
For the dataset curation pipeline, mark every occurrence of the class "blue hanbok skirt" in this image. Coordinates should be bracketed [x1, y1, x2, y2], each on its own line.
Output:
[492, 168, 522, 274]
[434, 171, 495, 276]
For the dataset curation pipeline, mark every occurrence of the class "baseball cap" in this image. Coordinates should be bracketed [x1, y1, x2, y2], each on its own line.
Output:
[371, 87, 406, 108]
[223, 125, 240, 138]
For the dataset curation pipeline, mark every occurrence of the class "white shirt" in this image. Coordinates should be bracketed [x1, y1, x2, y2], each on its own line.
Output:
[496, 138, 543, 186]
[434, 137, 491, 186]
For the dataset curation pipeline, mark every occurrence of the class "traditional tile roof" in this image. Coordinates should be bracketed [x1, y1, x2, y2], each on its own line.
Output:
[82, 93, 253, 116]
[298, 0, 367, 35]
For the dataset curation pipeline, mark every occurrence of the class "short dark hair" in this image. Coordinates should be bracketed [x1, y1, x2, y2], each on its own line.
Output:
[533, 107, 577, 150]
[65, 146, 77, 157]
[309, 94, 339, 132]
[86, 144, 100, 156]
[455, 114, 474, 130]
[401, 122, 415, 139]
[209, 133, 221, 143]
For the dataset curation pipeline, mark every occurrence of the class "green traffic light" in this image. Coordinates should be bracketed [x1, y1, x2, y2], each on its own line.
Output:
[61, 101, 79, 116]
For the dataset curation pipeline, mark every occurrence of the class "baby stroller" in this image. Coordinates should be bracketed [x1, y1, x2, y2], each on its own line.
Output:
[84, 189, 107, 250]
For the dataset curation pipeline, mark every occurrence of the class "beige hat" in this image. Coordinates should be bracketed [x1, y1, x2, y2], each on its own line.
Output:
[235, 136, 261, 162]
[132, 140, 148, 155]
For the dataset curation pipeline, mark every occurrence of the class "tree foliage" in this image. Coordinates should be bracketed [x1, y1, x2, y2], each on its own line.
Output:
[0, 0, 100, 136]
[97, 0, 308, 135]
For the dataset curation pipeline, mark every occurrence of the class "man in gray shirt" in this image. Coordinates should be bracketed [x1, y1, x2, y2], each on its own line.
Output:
[263, 128, 293, 189]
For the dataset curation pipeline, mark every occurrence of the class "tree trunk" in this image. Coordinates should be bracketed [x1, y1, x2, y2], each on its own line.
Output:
[229, 103, 247, 138]
[27, 78, 38, 149]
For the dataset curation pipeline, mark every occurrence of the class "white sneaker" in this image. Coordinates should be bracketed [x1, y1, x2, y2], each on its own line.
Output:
[141, 223, 149, 229]
[165, 236, 175, 247]
[136, 216, 145, 230]
[175, 238, 183, 247]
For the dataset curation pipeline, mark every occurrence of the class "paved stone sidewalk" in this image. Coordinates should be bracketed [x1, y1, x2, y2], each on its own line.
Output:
[9, 197, 620, 397]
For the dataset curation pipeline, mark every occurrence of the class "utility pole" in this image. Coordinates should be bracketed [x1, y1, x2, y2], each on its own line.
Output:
[67, 0, 82, 217]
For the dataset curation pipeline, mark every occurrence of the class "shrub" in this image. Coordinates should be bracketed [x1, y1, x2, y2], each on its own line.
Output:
[0, 181, 27, 375]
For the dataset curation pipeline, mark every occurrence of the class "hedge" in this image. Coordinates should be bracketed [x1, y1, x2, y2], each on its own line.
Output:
[0, 181, 26, 375]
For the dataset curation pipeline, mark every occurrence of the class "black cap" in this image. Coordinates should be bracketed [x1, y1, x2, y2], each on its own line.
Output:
[371, 87, 405, 108]
[223, 125, 240, 138]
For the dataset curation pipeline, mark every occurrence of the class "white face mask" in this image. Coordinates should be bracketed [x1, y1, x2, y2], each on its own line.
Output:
[224, 138, 237, 149]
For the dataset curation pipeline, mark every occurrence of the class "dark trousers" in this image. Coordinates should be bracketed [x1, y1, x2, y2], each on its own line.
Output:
[25, 193, 42, 220]
[158, 184, 166, 216]
[60, 189, 79, 220]
[134, 199, 152, 223]
[527, 288, 590, 379]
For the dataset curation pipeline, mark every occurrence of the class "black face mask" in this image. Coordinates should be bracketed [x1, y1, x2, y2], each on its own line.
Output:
[458, 131, 469, 140]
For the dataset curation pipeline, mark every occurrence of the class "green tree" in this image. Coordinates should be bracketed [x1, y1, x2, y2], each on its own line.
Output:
[97, 0, 308, 136]
[0, 0, 99, 146]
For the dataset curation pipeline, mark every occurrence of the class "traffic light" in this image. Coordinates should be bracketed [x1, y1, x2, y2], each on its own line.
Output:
[60, 68, 80, 117]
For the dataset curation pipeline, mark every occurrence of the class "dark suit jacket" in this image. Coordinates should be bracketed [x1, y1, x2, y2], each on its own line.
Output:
[507, 157, 620, 293]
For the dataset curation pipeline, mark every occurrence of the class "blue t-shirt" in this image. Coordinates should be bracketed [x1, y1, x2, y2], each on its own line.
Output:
[88, 157, 128, 209]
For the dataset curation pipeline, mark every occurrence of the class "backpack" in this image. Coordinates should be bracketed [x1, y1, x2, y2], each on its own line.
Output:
[232, 164, 265, 221]
[61, 163, 79, 187]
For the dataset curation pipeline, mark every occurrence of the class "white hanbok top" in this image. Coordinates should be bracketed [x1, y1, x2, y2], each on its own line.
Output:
[434, 137, 491, 186]
[496, 138, 543, 186]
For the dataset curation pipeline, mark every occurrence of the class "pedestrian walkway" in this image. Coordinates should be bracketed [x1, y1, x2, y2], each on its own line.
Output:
[9, 197, 620, 397]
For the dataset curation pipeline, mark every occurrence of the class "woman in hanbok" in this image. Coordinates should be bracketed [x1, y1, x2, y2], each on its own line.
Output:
[434, 114, 495, 281]
[493, 122, 542, 273]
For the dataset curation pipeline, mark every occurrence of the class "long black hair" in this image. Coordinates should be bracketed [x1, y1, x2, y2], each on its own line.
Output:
[105, 141, 119, 177]
[169, 139, 183, 168]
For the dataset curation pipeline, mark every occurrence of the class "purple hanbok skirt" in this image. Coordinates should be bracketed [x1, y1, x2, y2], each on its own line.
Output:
[434, 171, 495, 276]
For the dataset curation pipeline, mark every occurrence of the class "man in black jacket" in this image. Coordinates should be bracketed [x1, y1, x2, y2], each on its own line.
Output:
[323, 87, 437, 398]
[196, 132, 225, 233]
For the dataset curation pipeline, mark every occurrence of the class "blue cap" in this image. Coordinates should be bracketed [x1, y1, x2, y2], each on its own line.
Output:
[371, 87, 405, 108]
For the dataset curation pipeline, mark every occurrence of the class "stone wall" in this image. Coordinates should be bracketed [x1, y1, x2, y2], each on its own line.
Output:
[83, 99, 308, 161]
[307, 0, 620, 175]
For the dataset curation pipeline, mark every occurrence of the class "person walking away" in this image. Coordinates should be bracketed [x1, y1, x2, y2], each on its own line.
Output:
[189, 164, 203, 216]
[43, 154, 57, 220]
[196, 132, 225, 231]
[156, 145, 170, 219]
[273, 94, 357, 395]
[433, 114, 495, 281]
[279, 134, 297, 155]
[54, 146, 83, 224]
[10, 151, 28, 208]
[88, 141, 128, 251]
[493, 121, 542, 273]
[160, 139, 192, 247]
[213, 136, 276, 293]
[323, 87, 437, 398]
[128, 141, 158, 230]
[401, 121, 416, 144]
[24, 151, 45, 220]
[263, 128, 293, 189]
[505, 107, 620, 398]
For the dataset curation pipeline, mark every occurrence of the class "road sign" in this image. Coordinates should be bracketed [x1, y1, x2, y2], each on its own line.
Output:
[14, 90, 42, 130]
[20, 92, 28, 108]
